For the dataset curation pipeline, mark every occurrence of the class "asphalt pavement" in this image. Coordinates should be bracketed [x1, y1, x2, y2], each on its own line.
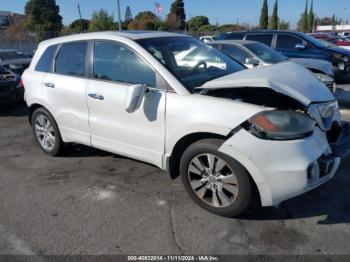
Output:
[0, 85, 349, 256]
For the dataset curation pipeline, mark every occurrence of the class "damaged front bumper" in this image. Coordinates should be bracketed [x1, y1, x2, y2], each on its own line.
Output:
[218, 123, 349, 207]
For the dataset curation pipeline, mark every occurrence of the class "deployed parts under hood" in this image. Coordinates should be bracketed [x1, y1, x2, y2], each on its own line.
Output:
[200, 87, 305, 110]
[201, 61, 335, 106]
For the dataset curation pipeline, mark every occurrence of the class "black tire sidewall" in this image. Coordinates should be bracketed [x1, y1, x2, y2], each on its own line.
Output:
[180, 139, 252, 218]
[31, 108, 62, 156]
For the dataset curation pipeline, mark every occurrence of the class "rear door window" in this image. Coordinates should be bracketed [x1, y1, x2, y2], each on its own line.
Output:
[55, 42, 87, 77]
[276, 34, 303, 49]
[35, 45, 58, 73]
[246, 34, 273, 46]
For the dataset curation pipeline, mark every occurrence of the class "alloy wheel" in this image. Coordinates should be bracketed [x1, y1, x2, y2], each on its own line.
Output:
[187, 153, 239, 208]
[35, 114, 56, 151]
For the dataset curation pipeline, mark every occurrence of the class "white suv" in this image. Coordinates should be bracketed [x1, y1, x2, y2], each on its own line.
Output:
[23, 31, 350, 217]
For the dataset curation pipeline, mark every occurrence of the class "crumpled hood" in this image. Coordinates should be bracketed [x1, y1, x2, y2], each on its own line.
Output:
[202, 61, 335, 106]
[290, 58, 334, 76]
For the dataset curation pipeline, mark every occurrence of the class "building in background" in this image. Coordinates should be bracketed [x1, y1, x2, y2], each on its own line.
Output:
[0, 11, 25, 29]
[316, 24, 350, 34]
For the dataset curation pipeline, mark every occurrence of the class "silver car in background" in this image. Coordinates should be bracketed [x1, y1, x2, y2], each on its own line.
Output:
[210, 40, 337, 92]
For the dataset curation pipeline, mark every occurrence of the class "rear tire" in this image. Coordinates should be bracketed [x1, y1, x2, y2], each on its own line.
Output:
[180, 139, 252, 217]
[31, 107, 64, 156]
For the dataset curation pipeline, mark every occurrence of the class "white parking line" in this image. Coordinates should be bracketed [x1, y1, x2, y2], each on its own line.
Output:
[0, 224, 38, 256]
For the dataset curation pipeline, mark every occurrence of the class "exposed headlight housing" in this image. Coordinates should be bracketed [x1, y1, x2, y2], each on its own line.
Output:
[308, 101, 339, 131]
[343, 56, 349, 63]
[313, 73, 334, 84]
[243, 110, 316, 140]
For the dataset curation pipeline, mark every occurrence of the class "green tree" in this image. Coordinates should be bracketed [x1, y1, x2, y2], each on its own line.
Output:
[69, 19, 90, 32]
[269, 0, 279, 30]
[128, 11, 161, 30]
[259, 0, 268, 29]
[167, 0, 186, 30]
[307, 0, 314, 32]
[188, 16, 209, 32]
[278, 20, 290, 30]
[331, 14, 336, 26]
[23, 0, 62, 41]
[88, 9, 116, 32]
[198, 24, 217, 35]
[297, 0, 308, 32]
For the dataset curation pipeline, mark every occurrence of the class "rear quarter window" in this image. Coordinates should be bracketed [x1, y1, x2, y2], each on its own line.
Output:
[35, 45, 58, 73]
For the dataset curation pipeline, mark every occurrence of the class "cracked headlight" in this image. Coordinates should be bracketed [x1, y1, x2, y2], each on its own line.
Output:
[313, 73, 334, 83]
[244, 110, 316, 140]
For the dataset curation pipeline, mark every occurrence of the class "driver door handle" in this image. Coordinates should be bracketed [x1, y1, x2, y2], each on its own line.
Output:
[88, 93, 104, 100]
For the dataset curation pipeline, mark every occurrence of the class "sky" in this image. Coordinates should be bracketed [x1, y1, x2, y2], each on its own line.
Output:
[1, 0, 349, 28]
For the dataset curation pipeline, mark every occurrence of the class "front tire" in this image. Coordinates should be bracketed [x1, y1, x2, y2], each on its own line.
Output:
[31, 107, 64, 156]
[180, 139, 252, 217]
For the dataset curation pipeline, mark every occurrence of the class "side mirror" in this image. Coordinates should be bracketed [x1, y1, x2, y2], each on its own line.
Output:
[124, 84, 147, 113]
[295, 43, 306, 50]
[245, 57, 260, 67]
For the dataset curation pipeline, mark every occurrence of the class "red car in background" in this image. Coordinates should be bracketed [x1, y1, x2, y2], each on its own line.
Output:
[310, 33, 350, 50]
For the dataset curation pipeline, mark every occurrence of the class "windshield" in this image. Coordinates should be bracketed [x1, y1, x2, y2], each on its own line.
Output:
[0, 51, 23, 60]
[301, 33, 333, 48]
[317, 39, 336, 48]
[244, 42, 287, 64]
[137, 37, 245, 91]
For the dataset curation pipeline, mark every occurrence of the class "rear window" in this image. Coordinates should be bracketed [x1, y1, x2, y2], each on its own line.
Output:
[246, 34, 273, 46]
[55, 42, 87, 76]
[35, 45, 58, 73]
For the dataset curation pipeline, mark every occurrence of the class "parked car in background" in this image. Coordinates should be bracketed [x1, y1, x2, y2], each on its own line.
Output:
[23, 31, 350, 217]
[0, 65, 23, 105]
[209, 40, 336, 92]
[309, 33, 332, 40]
[0, 49, 32, 75]
[199, 36, 218, 43]
[217, 30, 350, 81]
[324, 38, 350, 51]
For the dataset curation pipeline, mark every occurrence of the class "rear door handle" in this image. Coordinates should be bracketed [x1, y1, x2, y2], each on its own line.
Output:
[88, 93, 104, 100]
[44, 82, 55, 88]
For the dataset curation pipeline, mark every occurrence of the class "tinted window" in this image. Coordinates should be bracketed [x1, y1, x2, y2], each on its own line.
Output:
[246, 34, 273, 46]
[35, 45, 58, 72]
[276, 34, 303, 49]
[93, 41, 156, 87]
[55, 42, 87, 76]
[225, 33, 245, 40]
[221, 44, 252, 64]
